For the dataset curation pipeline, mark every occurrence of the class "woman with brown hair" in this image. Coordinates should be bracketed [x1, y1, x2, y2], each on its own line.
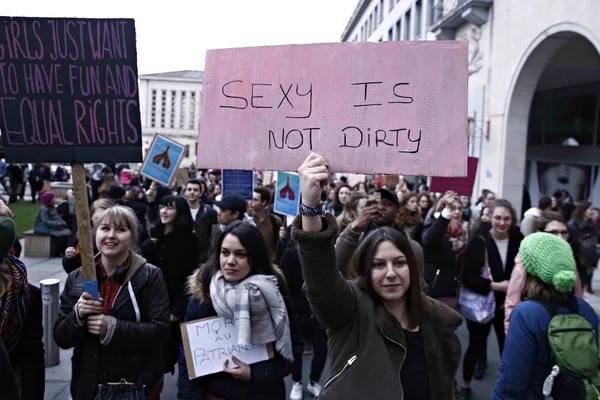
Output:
[292, 153, 462, 399]
[504, 211, 584, 333]
[337, 191, 366, 233]
[493, 233, 598, 399]
[568, 201, 598, 293]
[326, 184, 351, 218]
[396, 192, 422, 239]
[460, 199, 524, 398]
[0, 217, 44, 400]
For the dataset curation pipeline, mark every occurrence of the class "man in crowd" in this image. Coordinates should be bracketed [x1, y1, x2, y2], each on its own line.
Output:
[250, 186, 282, 263]
[183, 179, 218, 263]
[335, 188, 425, 281]
[208, 194, 250, 259]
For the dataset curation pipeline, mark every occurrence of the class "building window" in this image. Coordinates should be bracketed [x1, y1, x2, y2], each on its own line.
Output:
[368, 14, 372, 35]
[150, 89, 157, 128]
[395, 19, 402, 40]
[374, 6, 379, 28]
[389, 0, 394, 11]
[379, 0, 384, 22]
[160, 90, 167, 128]
[388, 28, 393, 41]
[353, 35, 358, 42]
[361, 25, 364, 41]
[427, 0, 436, 26]
[180, 91, 187, 129]
[189, 92, 196, 130]
[404, 9, 411, 40]
[414, 0, 422, 38]
[169, 90, 176, 129]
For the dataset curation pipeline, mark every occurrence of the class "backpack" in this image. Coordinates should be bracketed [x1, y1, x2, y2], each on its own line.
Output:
[537, 298, 600, 399]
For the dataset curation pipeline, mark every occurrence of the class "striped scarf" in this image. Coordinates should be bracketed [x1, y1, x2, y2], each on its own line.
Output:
[0, 255, 29, 353]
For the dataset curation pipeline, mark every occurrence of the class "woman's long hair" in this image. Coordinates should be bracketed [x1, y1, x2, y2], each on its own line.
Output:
[396, 192, 422, 227]
[350, 227, 422, 330]
[156, 195, 194, 234]
[198, 221, 290, 304]
[572, 201, 591, 222]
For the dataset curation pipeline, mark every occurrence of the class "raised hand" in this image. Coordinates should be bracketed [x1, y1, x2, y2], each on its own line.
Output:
[298, 153, 329, 208]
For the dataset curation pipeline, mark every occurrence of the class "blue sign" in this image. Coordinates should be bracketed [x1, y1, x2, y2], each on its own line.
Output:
[140, 134, 186, 186]
[274, 172, 300, 217]
[222, 170, 254, 200]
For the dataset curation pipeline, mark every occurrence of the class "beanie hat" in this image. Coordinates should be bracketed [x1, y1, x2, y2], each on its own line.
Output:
[519, 232, 576, 292]
[40, 191, 55, 208]
[0, 217, 16, 256]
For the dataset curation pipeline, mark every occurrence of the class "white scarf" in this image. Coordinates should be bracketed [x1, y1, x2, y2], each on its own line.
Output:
[209, 270, 293, 361]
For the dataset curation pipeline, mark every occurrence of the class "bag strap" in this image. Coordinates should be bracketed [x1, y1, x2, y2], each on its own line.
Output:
[534, 295, 579, 318]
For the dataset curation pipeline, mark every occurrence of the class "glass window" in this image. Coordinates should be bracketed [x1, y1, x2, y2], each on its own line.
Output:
[414, 0, 422, 37]
[527, 95, 544, 147]
[544, 94, 596, 146]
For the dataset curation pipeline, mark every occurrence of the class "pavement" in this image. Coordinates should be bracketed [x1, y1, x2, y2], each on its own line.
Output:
[25, 246, 600, 400]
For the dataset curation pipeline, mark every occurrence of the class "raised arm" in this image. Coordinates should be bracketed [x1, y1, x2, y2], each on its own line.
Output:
[292, 153, 357, 331]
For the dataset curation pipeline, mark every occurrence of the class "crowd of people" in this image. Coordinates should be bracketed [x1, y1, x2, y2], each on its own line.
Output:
[0, 154, 599, 399]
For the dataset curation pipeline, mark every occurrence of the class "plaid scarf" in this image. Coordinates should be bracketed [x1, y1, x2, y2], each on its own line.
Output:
[209, 270, 293, 361]
[0, 255, 29, 353]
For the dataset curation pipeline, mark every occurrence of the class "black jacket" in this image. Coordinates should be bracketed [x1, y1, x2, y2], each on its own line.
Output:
[148, 202, 217, 264]
[53, 252, 170, 400]
[10, 284, 45, 400]
[140, 227, 199, 320]
[0, 339, 19, 400]
[462, 228, 524, 310]
[421, 216, 460, 298]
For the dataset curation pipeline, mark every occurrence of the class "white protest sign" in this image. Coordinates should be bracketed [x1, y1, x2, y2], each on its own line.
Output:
[180, 316, 273, 379]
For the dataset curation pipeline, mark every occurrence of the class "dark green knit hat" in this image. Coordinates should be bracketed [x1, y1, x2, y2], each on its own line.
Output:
[519, 232, 576, 292]
[0, 217, 15, 256]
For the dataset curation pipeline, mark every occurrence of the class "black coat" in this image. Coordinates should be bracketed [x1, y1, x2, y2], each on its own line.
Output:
[462, 228, 524, 310]
[8, 284, 44, 400]
[421, 216, 460, 298]
[0, 339, 19, 400]
[140, 227, 200, 320]
[148, 202, 218, 264]
[53, 254, 170, 400]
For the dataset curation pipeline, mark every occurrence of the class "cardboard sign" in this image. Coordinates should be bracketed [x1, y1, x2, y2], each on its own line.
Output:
[430, 157, 479, 196]
[197, 41, 468, 176]
[222, 169, 254, 200]
[140, 134, 186, 186]
[181, 316, 273, 379]
[0, 17, 143, 163]
[274, 171, 300, 217]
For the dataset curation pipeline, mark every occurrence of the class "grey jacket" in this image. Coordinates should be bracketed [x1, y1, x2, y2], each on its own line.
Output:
[292, 214, 462, 400]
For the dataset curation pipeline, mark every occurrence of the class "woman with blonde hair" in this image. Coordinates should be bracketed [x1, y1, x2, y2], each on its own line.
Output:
[54, 206, 170, 399]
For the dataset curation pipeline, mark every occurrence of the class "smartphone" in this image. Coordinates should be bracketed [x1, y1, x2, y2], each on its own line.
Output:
[373, 192, 382, 205]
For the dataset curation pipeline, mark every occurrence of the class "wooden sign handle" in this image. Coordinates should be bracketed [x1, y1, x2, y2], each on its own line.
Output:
[72, 163, 98, 299]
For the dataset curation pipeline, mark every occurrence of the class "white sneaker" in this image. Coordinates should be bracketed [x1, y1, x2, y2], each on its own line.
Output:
[307, 381, 322, 397]
[290, 382, 303, 400]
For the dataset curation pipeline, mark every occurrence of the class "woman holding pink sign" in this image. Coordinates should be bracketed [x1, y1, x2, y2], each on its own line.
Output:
[178, 221, 296, 400]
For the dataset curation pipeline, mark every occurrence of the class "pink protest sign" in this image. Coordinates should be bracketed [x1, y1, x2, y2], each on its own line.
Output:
[430, 157, 479, 196]
[198, 41, 468, 176]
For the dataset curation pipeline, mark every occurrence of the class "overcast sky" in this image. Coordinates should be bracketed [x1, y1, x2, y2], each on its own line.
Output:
[4, 0, 358, 74]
